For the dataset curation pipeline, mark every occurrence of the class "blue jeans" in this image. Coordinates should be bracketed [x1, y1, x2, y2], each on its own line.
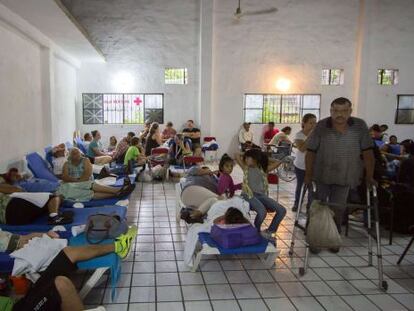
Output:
[294, 166, 312, 209]
[242, 192, 287, 233]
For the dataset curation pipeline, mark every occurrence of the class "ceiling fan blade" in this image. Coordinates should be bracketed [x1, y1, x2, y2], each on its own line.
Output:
[243, 7, 278, 16]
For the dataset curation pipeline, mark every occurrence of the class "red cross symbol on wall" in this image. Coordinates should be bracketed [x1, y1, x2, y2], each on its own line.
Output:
[134, 97, 142, 106]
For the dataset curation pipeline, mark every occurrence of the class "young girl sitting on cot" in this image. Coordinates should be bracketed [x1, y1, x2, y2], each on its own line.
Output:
[235, 149, 286, 240]
[217, 154, 242, 198]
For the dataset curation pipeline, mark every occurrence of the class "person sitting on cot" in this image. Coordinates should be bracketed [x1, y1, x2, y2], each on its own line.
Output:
[169, 134, 192, 165]
[217, 154, 242, 198]
[107, 136, 118, 152]
[51, 143, 67, 178]
[124, 137, 147, 174]
[57, 148, 134, 202]
[86, 130, 113, 165]
[0, 225, 137, 311]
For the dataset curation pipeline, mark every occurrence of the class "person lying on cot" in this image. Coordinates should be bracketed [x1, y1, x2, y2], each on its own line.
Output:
[180, 165, 225, 223]
[0, 168, 25, 186]
[0, 225, 137, 311]
[0, 181, 71, 225]
[213, 207, 250, 225]
[86, 130, 113, 165]
[52, 143, 67, 178]
[57, 148, 134, 202]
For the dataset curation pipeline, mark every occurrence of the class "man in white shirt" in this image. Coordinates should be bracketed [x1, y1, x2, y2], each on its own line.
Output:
[238, 122, 259, 151]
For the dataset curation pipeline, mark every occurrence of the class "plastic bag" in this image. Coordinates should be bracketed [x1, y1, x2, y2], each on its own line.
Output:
[137, 170, 153, 182]
[306, 200, 342, 248]
[151, 165, 167, 180]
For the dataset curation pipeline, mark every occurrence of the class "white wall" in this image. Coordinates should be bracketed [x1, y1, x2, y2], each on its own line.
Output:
[0, 21, 45, 170]
[211, 0, 360, 153]
[73, 0, 201, 143]
[52, 56, 77, 145]
[358, 0, 414, 140]
[70, 0, 414, 153]
[0, 3, 78, 170]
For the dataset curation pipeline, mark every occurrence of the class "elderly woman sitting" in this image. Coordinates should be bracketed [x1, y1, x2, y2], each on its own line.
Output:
[57, 148, 134, 202]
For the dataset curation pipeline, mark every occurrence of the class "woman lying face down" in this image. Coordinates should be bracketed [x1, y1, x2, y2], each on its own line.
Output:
[214, 207, 250, 225]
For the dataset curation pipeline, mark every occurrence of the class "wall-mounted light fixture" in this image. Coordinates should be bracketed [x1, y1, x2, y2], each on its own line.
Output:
[275, 78, 291, 92]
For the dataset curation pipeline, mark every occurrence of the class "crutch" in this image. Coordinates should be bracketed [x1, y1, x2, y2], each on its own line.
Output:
[367, 185, 388, 291]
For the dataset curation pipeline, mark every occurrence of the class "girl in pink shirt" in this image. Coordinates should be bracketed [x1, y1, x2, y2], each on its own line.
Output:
[217, 154, 242, 198]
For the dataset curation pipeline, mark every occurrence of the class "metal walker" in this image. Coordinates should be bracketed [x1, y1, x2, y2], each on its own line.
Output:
[288, 184, 388, 291]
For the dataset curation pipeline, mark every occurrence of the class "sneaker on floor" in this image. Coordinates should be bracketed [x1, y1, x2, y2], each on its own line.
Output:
[261, 230, 277, 246]
[47, 215, 73, 225]
[115, 225, 138, 259]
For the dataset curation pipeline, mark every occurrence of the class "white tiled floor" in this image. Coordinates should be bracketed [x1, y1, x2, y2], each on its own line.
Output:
[83, 168, 414, 311]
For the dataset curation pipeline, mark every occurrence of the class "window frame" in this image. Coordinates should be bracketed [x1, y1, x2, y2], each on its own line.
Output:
[395, 94, 414, 125]
[243, 93, 321, 124]
[377, 69, 399, 85]
[164, 68, 188, 85]
[321, 69, 344, 86]
[82, 93, 164, 125]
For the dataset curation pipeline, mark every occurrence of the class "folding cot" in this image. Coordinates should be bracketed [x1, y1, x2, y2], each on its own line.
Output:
[0, 233, 122, 300]
[191, 233, 278, 272]
[0, 205, 127, 299]
[26, 152, 132, 206]
[0, 205, 127, 233]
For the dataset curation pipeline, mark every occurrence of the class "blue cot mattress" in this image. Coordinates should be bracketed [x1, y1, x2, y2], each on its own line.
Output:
[62, 194, 129, 208]
[0, 205, 127, 233]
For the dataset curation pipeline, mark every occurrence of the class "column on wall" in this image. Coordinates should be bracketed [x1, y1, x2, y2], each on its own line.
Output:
[198, 0, 214, 136]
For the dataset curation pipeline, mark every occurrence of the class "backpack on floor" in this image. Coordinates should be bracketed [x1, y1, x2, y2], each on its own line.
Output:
[86, 214, 128, 244]
[210, 223, 261, 248]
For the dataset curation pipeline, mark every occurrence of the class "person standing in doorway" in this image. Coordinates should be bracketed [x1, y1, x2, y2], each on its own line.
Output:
[305, 97, 375, 251]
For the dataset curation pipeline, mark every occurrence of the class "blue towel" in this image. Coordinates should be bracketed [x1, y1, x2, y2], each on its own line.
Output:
[70, 234, 121, 301]
[0, 206, 127, 233]
[198, 232, 269, 255]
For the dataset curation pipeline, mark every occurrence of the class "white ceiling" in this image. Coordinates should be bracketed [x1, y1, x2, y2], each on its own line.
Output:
[0, 0, 104, 62]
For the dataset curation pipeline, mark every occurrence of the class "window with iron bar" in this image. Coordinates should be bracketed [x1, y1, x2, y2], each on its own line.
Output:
[82, 93, 164, 125]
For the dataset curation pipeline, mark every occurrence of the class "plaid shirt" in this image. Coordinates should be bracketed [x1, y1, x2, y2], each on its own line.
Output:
[307, 117, 373, 188]
[113, 138, 129, 160]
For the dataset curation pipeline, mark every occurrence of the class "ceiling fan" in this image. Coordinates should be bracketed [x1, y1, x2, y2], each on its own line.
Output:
[234, 0, 278, 19]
